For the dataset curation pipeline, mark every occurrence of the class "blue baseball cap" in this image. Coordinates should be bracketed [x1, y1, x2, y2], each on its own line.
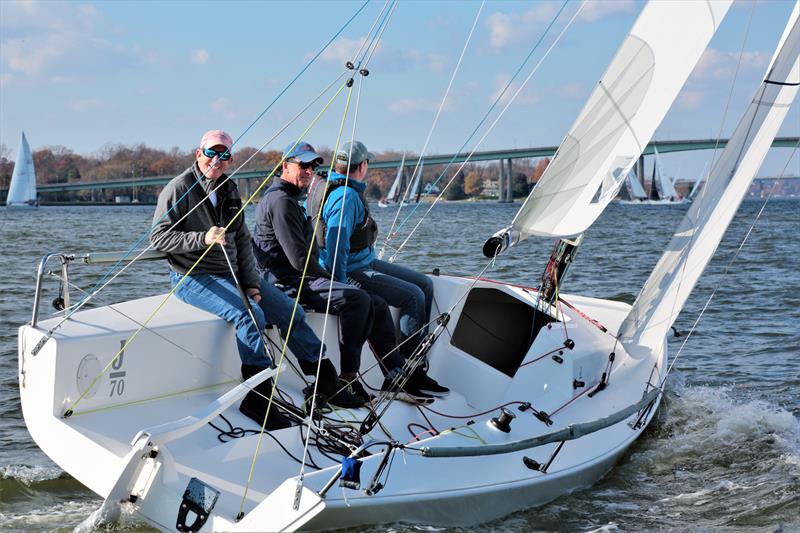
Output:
[283, 141, 323, 164]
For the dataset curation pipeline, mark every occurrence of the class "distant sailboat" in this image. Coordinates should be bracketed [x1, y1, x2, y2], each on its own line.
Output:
[620, 146, 687, 205]
[407, 158, 423, 203]
[378, 152, 406, 208]
[6, 132, 38, 208]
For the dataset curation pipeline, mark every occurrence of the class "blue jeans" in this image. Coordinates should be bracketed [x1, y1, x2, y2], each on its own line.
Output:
[348, 259, 433, 357]
[170, 271, 324, 367]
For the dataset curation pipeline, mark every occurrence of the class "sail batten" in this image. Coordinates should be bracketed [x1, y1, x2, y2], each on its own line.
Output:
[505, 1, 732, 240]
[618, 4, 800, 356]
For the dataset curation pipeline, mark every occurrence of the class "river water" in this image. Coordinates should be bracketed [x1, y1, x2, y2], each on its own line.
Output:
[1, 199, 798, 532]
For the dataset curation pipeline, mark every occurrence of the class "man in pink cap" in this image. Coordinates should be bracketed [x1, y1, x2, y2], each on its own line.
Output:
[151, 130, 341, 430]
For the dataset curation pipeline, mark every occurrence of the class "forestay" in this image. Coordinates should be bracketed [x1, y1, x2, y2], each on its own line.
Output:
[618, 4, 800, 357]
[509, 1, 732, 239]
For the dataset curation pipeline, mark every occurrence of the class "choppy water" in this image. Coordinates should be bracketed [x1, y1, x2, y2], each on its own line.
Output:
[1, 199, 798, 532]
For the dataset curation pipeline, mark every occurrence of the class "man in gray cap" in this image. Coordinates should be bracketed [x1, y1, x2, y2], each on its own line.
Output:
[306, 140, 449, 398]
[253, 141, 431, 405]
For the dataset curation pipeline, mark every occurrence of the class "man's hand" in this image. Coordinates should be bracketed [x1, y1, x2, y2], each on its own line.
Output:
[204, 226, 226, 246]
[246, 287, 261, 304]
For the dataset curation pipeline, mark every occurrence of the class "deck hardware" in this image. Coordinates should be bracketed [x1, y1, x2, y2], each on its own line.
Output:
[552, 354, 563, 364]
[432, 268, 440, 276]
[176, 478, 218, 532]
[533, 410, 553, 426]
[563, 339, 575, 349]
[522, 456, 542, 471]
[573, 379, 585, 389]
[490, 408, 516, 433]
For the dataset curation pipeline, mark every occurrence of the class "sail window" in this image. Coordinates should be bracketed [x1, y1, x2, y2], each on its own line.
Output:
[450, 288, 555, 378]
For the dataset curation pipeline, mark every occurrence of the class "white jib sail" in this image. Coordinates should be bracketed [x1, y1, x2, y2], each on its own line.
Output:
[653, 146, 680, 199]
[508, 0, 732, 239]
[629, 171, 648, 199]
[618, 4, 800, 357]
[387, 152, 406, 202]
[7, 132, 37, 206]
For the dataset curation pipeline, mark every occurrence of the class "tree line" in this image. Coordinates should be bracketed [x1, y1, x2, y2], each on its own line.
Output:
[0, 143, 549, 203]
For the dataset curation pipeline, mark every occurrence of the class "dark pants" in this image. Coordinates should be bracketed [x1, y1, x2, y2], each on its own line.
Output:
[272, 275, 403, 376]
[349, 259, 433, 358]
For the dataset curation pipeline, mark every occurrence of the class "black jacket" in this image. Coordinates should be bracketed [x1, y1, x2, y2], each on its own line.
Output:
[252, 178, 330, 288]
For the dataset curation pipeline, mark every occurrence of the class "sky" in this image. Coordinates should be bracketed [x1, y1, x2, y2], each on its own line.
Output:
[1, 0, 798, 181]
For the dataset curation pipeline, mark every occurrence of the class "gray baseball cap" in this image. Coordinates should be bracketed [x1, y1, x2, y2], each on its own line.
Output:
[336, 141, 375, 166]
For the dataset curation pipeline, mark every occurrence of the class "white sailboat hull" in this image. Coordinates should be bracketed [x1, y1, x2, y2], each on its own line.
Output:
[19, 274, 664, 531]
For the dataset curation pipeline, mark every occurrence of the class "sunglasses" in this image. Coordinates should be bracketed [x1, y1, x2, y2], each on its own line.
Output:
[202, 147, 232, 161]
[288, 159, 319, 170]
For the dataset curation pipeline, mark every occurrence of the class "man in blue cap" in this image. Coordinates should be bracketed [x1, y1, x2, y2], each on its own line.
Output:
[253, 141, 433, 405]
[306, 140, 449, 398]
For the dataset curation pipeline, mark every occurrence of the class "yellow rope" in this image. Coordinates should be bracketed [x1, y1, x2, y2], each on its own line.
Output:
[68, 380, 236, 417]
[237, 79, 356, 518]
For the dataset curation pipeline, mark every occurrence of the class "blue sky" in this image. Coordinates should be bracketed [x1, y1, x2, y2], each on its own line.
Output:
[1, 0, 797, 180]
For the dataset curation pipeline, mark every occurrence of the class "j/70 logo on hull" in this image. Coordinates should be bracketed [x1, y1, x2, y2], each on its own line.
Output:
[109, 339, 127, 397]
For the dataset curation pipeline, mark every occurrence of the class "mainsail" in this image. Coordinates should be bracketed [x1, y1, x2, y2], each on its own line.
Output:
[504, 1, 732, 241]
[7, 132, 38, 207]
[618, 4, 800, 357]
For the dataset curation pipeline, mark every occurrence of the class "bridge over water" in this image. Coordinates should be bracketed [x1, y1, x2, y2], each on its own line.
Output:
[4, 137, 797, 202]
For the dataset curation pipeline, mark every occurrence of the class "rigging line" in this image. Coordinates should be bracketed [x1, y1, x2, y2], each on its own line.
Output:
[384, 0, 572, 245]
[57, 2, 371, 318]
[352, 0, 393, 65]
[389, 1, 583, 261]
[660, 141, 799, 388]
[360, 0, 398, 69]
[294, 81, 360, 492]
[381, 0, 485, 255]
[236, 89, 358, 519]
[40, 70, 349, 342]
[63, 82, 350, 417]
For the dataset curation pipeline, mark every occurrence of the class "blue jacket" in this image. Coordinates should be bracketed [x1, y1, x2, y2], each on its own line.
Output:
[318, 172, 375, 282]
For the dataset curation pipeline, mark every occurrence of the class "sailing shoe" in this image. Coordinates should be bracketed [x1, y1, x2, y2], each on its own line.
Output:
[408, 366, 450, 397]
[240, 365, 294, 430]
[380, 377, 435, 405]
[340, 378, 372, 405]
[301, 359, 366, 409]
[239, 379, 294, 430]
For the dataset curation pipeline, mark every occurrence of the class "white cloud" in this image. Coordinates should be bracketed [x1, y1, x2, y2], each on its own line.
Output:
[676, 90, 705, 110]
[692, 47, 770, 80]
[486, 3, 558, 50]
[388, 98, 450, 115]
[0, 0, 159, 86]
[211, 97, 230, 113]
[577, 0, 636, 22]
[318, 37, 368, 65]
[563, 82, 587, 99]
[486, 1, 634, 50]
[490, 74, 539, 106]
[192, 49, 210, 65]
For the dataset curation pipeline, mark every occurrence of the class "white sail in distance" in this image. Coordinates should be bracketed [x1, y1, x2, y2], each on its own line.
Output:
[509, 1, 732, 239]
[7, 132, 38, 207]
[618, 4, 800, 357]
[386, 152, 406, 203]
[652, 146, 680, 200]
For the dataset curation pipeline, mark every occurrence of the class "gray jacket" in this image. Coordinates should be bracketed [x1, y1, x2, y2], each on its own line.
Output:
[150, 163, 260, 290]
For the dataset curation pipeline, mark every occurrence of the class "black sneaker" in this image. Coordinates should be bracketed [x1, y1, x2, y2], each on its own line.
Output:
[409, 367, 450, 397]
[381, 377, 435, 405]
[307, 360, 366, 409]
[341, 378, 372, 405]
[239, 383, 294, 430]
[327, 378, 368, 409]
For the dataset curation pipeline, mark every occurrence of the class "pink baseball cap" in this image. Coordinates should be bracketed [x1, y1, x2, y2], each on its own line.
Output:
[200, 130, 233, 150]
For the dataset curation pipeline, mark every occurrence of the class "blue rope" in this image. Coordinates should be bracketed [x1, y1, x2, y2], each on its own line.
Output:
[68, 1, 371, 315]
[389, 0, 570, 238]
